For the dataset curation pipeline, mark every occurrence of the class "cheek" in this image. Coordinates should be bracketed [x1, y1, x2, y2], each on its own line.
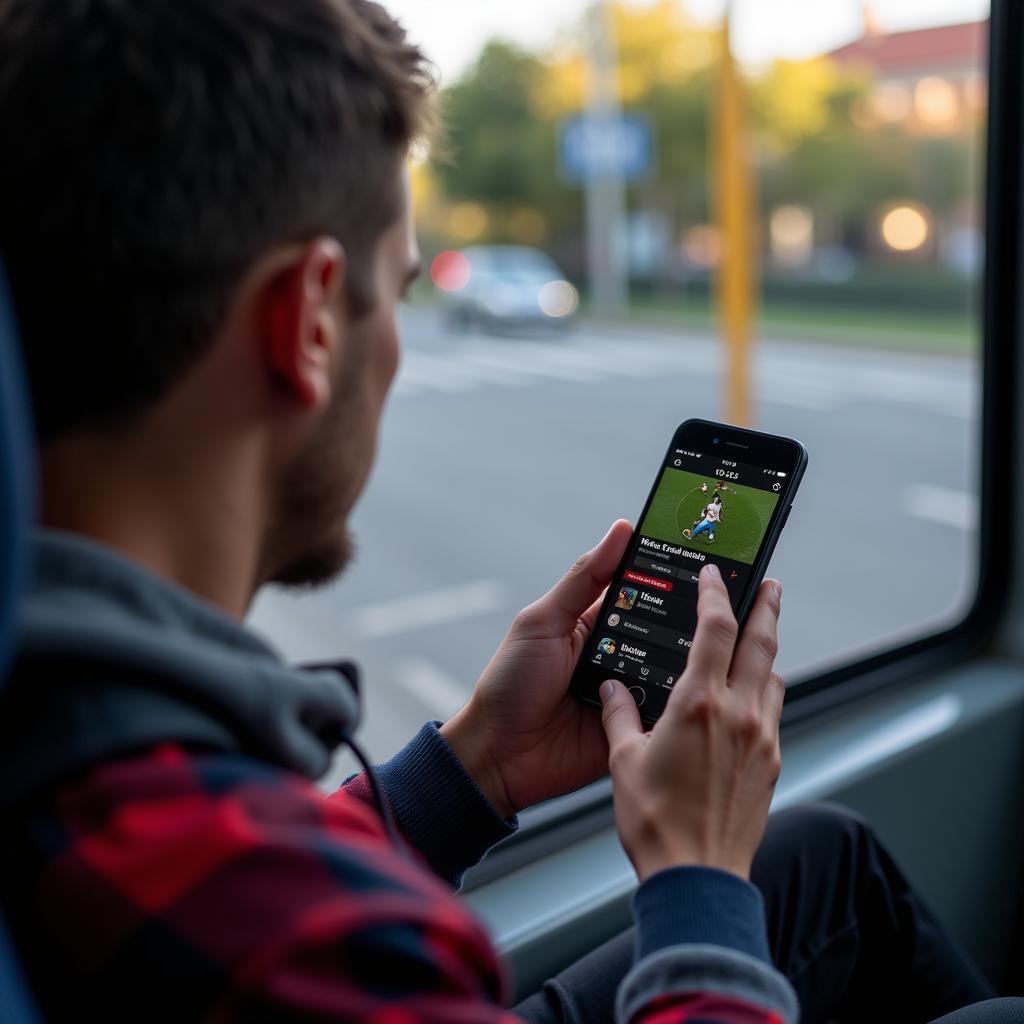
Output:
[371, 313, 401, 398]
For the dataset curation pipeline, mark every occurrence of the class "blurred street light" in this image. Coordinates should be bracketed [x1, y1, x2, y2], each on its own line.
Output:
[683, 225, 722, 268]
[881, 204, 931, 252]
[771, 205, 814, 267]
[582, 0, 628, 317]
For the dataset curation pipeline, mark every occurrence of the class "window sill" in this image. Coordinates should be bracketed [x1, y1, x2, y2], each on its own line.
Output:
[464, 656, 1024, 999]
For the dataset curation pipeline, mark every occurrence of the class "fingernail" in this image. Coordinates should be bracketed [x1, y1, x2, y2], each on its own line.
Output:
[702, 563, 720, 580]
[772, 581, 783, 605]
[600, 520, 624, 544]
[599, 680, 615, 702]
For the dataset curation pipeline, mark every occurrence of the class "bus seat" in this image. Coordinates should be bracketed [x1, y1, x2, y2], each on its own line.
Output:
[0, 259, 41, 1021]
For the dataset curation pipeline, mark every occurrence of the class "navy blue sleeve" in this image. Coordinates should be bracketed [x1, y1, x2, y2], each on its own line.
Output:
[371, 722, 518, 887]
[633, 866, 772, 964]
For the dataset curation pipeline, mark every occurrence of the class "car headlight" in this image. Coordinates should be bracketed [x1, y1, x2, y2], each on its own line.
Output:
[538, 280, 578, 318]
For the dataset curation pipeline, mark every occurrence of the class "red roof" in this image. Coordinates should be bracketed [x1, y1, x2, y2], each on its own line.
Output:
[829, 21, 987, 78]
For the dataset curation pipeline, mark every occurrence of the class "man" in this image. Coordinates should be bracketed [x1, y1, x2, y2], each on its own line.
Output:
[684, 493, 723, 543]
[0, 1, 1009, 1022]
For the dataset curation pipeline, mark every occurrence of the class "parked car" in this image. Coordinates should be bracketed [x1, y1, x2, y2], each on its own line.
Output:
[432, 244, 578, 333]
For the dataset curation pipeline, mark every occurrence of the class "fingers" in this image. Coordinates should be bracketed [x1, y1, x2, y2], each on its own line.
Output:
[763, 671, 786, 726]
[577, 591, 607, 638]
[728, 579, 782, 692]
[763, 672, 785, 790]
[599, 678, 643, 756]
[683, 563, 738, 684]
[519, 520, 632, 637]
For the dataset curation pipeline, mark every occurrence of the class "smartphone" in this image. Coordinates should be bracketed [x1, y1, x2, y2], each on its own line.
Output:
[570, 418, 807, 725]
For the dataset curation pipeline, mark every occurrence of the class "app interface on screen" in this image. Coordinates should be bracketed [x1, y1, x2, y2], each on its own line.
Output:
[587, 446, 786, 692]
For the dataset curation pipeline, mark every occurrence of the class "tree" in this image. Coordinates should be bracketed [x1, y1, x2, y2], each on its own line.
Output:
[433, 41, 573, 238]
[423, 3, 979, 281]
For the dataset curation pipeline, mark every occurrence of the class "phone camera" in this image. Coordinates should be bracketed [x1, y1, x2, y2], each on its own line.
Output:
[713, 437, 720, 444]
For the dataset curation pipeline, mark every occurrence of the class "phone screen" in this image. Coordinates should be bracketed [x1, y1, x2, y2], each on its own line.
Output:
[571, 420, 806, 723]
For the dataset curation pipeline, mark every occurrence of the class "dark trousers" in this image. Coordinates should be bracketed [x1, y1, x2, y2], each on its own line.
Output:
[514, 803, 1016, 1024]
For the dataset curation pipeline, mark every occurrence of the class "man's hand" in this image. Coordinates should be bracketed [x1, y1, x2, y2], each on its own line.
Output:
[440, 520, 633, 818]
[600, 564, 784, 882]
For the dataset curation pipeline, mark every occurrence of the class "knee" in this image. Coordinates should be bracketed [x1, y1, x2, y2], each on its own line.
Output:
[768, 801, 877, 857]
[788, 800, 870, 832]
[932, 998, 1024, 1024]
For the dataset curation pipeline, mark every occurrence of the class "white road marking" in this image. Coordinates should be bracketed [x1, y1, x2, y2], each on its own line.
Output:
[392, 656, 470, 719]
[759, 381, 839, 411]
[349, 578, 507, 639]
[903, 483, 978, 531]
[394, 354, 475, 393]
[391, 334, 975, 421]
[458, 346, 598, 384]
[494, 342, 606, 382]
[759, 358, 976, 419]
[399, 350, 518, 392]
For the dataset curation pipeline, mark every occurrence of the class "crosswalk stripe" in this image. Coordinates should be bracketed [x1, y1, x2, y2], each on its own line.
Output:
[903, 484, 978, 531]
[458, 346, 601, 384]
[396, 352, 476, 393]
[473, 341, 607, 381]
[391, 333, 973, 420]
[392, 657, 470, 720]
[349, 578, 507, 639]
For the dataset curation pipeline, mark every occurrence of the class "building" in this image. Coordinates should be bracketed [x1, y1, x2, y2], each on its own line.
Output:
[828, 15, 987, 134]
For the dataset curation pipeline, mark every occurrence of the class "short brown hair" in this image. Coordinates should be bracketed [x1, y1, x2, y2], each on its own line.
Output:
[0, 0, 436, 442]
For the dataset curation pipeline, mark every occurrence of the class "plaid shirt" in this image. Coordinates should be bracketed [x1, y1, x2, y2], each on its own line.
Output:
[2, 737, 784, 1023]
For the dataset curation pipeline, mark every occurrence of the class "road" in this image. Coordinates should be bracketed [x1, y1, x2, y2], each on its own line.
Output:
[247, 307, 979, 778]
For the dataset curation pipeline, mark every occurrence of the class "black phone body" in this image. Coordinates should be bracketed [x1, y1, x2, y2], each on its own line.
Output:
[570, 418, 808, 726]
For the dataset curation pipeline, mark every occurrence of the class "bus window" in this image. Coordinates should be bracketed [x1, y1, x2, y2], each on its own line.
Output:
[248, 0, 990, 774]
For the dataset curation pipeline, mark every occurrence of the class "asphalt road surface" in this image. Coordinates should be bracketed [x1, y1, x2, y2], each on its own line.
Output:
[248, 307, 979, 780]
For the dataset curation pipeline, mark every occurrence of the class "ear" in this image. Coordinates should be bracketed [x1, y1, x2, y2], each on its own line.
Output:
[261, 237, 347, 410]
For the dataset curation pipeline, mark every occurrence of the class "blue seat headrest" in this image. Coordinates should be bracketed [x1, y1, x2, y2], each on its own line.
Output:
[0, 262, 41, 1019]
[0, 261, 33, 680]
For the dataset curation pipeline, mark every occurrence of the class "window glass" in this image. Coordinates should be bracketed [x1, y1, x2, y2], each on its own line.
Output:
[249, 0, 989, 766]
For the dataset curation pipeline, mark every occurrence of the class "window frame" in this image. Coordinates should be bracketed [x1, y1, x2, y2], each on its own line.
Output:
[463, 0, 1021, 890]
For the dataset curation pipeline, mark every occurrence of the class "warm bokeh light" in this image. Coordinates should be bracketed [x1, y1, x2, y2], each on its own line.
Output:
[881, 205, 931, 252]
[915, 76, 959, 126]
[538, 280, 579, 318]
[431, 250, 472, 292]
[449, 202, 489, 241]
[872, 82, 913, 123]
[770, 205, 814, 266]
[507, 207, 548, 245]
[682, 225, 722, 267]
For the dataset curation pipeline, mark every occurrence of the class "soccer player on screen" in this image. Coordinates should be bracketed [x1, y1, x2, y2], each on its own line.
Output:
[683, 494, 723, 543]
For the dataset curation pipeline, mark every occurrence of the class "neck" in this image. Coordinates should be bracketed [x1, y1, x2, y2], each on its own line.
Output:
[40, 429, 266, 619]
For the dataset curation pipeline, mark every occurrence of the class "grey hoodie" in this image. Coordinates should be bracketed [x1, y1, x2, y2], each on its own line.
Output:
[0, 529, 360, 808]
[1, 529, 799, 1024]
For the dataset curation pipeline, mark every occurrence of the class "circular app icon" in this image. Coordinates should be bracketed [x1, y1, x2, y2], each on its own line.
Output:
[607, 613, 621, 627]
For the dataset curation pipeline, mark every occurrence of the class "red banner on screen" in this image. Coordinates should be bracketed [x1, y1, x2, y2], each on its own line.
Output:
[623, 571, 674, 592]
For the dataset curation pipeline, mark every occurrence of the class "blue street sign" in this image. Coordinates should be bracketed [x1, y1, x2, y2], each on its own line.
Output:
[559, 113, 653, 184]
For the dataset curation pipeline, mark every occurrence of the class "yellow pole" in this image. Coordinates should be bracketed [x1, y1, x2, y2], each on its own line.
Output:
[712, 6, 757, 426]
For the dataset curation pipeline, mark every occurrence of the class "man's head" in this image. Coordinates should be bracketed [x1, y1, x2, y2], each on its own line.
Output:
[0, 0, 435, 596]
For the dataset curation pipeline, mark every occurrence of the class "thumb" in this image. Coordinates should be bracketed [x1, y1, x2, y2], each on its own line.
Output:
[600, 678, 643, 754]
[523, 520, 632, 635]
